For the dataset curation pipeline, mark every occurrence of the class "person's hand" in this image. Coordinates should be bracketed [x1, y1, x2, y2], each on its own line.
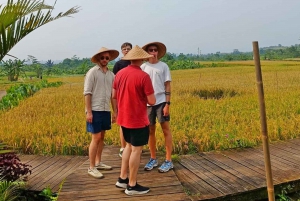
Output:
[86, 112, 93, 123]
[112, 111, 117, 123]
[163, 105, 170, 116]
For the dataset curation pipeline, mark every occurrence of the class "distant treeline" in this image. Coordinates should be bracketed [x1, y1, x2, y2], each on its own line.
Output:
[1, 44, 299, 78]
[176, 44, 300, 61]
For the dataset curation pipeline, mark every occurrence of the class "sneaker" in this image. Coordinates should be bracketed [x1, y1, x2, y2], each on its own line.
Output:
[88, 168, 104, 179]
[95, 162, 112, 170]
[115, 177, 129, 189]
[119, 148, 125, 158]
[125, 183, 150, 195]
[144, 158, 158, 171]
[158, 160, 173, 173]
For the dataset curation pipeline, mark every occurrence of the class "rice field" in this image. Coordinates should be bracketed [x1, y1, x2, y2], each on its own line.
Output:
[0, 61, 300, 155]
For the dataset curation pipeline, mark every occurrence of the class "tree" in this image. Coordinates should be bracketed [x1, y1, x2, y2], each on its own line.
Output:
[1, 59, 26, 81]
[0, 0, 80, 61]
[45, 59, 54, 68]
[27, 55, 42, 78]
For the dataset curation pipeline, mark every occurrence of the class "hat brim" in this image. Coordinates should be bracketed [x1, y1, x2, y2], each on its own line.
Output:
[91, 50, 119, 63]
[142, 42, 167, 59]
[122, 55, 153, 61]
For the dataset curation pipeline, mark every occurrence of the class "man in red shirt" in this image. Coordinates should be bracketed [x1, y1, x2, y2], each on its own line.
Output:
[113, 45, 155, 195]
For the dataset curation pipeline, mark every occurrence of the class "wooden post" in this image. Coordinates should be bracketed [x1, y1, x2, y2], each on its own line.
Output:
[252, 41, 275, 201]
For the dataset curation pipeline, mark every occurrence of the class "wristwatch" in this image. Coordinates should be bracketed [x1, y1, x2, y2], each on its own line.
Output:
[166, 101, 171, 105]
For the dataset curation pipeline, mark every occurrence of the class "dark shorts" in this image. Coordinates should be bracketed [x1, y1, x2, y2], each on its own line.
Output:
[147, 102, 170, 125]
[86, 111, 111, 134]
[122, 126, 149, 147]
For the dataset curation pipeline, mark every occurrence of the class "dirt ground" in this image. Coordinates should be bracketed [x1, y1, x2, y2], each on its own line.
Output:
[0, 90, 6, 99]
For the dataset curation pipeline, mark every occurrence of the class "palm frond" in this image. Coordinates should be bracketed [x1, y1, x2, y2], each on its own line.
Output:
[0, 0, 80, 61]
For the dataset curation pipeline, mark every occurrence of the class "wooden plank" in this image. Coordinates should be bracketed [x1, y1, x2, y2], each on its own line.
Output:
[18, 154, 40, 164]
[59, 185, 185, 200]
[50, 156, 88, 191]
[200, 152, 263, 188]
[189, 154, 250, 193]
[173, 162, 217, 200]
[245, 147, 300, 173]
[284, 138, 300, 149]
[228, 148, 293, 183]
[29, 156, 74, 190]
[270, 143, 300, 163]
[180, 155, 235, 195]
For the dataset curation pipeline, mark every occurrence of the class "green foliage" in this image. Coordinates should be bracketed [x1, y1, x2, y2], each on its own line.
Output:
[0, 80, 63, 111]
[0, 142, 13, 155]
[0, 0, 80, 61]
[276, 185, 293, 201]
[1, 59, 26, 81]
[0, 179, 25, 201]
[39, 186, 57, 201]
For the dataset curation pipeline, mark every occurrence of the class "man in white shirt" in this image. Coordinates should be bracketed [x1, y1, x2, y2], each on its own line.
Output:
[141, 42, 173, 173]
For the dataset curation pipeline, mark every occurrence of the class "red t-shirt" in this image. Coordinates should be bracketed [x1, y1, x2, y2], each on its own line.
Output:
[113, 65, 154, 128]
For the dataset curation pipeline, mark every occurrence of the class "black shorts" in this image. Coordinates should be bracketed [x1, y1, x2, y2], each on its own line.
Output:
[86, 111, 111, 134]
[147, 102, 170, 125]
[121, 126, 149, 147]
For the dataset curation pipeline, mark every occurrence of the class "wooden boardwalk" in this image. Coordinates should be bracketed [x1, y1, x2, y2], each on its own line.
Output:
[20, 138, 300, 200]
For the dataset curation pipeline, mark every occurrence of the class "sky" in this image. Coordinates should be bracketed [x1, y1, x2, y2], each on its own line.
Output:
[2, 0, 300, 61]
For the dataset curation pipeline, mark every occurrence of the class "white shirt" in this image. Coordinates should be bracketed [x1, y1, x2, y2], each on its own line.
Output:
[141, 61, 171, 106]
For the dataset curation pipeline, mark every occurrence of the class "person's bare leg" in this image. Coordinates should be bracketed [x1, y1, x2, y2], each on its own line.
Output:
[120, 143, 131, 179]
[95, 130, 105, 164]
[148, 125, 156, 159]
[89, 132, 102, 169]
[128, 145, 143, 186]
[120, 126, 126, 149]
[161, 122, 172, 161]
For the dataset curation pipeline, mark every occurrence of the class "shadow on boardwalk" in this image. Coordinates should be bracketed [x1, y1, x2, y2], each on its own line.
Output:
[20, 138, 300, 201]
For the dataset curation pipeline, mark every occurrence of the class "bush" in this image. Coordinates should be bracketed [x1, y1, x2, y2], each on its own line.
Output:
[0, 152, 32, 182]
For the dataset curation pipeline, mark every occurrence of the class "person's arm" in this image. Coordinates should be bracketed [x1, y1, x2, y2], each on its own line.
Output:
[111, 89, 117, 123]
[85, 94, 93, 123]
[84, 71, 94, 123]
[147, 93, 156, 105]
[163, 81, 171, 116]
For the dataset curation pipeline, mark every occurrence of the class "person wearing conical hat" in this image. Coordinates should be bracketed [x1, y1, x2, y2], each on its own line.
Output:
[84, 47, 119, 179]
[113, 45, 156, 195]
[141, 42, 174, 173]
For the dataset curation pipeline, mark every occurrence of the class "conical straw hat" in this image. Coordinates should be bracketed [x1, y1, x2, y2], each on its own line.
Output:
[122, 45, 153, 60]
[142, 42, 166, 59]
[91, 47, 119, 63]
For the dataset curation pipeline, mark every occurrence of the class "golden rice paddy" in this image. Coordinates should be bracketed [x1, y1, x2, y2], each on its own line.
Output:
[1, 61, 300, 155]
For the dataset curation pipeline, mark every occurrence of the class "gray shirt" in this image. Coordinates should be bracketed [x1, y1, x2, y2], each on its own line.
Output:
[83, 65, 115, 111]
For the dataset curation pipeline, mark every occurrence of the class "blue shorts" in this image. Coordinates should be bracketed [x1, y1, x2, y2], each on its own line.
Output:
[86, 111, 111, 134]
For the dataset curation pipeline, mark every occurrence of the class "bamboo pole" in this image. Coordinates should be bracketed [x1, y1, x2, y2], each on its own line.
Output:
[252, 41, 275, 201]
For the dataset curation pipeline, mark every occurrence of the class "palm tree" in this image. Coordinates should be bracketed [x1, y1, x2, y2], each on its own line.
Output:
[0, 0, 80, 61]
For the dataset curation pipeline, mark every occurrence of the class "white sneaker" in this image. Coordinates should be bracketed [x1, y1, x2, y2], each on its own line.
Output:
[88, 168, 104, 179]
[95, 162, 112, 170]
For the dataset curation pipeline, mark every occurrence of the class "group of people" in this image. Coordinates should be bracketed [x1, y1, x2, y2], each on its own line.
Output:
[83, 41, 173, 195]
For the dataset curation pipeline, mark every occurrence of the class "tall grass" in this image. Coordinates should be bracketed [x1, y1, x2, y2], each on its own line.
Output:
[0, 61, 300, 155]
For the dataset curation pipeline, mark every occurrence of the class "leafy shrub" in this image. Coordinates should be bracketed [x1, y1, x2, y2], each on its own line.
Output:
[0, 80, 63, 111]
[0, 152, 32, 182]
[0, 179, 25, 201]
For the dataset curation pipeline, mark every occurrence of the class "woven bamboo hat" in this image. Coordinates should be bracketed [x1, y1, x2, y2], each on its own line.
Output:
[91, 47, 119, 63]
[142, 42, 166, 59]
[121, 45, 153, 60]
